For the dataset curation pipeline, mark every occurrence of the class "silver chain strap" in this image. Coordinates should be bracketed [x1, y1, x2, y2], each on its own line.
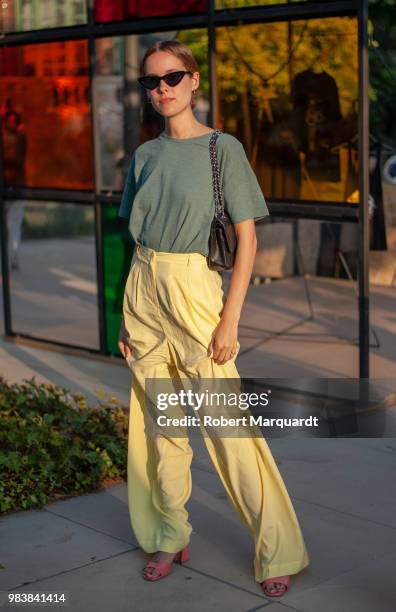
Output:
[209, 129, 225, 217]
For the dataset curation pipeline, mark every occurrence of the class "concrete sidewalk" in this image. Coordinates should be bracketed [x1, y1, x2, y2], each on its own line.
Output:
[1, 275, 396, 611]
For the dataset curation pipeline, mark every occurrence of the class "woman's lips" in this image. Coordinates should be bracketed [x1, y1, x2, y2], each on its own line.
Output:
[160, 98, 175, 104]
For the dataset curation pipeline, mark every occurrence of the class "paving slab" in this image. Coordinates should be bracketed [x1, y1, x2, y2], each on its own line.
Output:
[0, 509, 134, 591]
[265, 438, 396, 528]
[1, 547, 268, 612]
[43, 484, 137, 548]
[189, 461, 396, 586]
[0, 340, 131, 407]
[284, 551, 396, 612]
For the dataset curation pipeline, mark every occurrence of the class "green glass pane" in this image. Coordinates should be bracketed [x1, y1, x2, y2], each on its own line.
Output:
[101, 204, 134, 355]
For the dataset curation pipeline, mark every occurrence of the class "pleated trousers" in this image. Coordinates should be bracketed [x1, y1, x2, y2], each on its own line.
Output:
[122, 243, 310, 582]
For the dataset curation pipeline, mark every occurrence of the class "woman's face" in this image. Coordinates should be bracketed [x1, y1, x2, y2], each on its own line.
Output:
[144, 51, 199, 116]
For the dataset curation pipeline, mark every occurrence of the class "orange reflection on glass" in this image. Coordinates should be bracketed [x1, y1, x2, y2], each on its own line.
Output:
[0, 41, 93, 190]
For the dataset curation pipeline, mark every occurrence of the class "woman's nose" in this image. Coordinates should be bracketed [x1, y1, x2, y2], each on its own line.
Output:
[157, 79, 169, 93]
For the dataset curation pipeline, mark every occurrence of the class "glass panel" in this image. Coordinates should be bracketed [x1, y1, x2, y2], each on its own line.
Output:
[253, 216, 347, 278]
[0, 41, 93, 190]
[6, 200, 99, 349]
[216, 16, 358, 203]
[95, 0, 207, 23]
[0, 0, 87, 32]
[101, 204, 134, 355]
[95, 31, 208, 352]
[93, 30, 209, 193]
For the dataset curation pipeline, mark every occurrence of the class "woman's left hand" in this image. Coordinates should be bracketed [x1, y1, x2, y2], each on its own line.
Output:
[208, 317, 239, 365]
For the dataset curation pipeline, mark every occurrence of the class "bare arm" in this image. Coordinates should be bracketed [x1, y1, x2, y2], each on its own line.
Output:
[209, 219, 257, 365]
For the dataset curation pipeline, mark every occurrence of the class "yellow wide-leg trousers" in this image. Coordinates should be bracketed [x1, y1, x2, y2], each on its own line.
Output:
[122, 243, 310, 583]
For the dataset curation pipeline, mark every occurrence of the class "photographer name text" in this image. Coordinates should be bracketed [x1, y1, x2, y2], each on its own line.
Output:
[156, 415, 319, 428]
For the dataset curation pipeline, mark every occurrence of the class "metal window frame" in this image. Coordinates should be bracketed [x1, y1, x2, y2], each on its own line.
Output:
[0, 0, 370, 376]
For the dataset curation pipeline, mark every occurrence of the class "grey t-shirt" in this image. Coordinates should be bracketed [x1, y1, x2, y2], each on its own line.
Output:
[118, 130, 269, 256]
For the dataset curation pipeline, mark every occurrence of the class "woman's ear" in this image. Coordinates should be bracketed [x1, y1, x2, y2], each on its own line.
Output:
[191, 71, 200, 93]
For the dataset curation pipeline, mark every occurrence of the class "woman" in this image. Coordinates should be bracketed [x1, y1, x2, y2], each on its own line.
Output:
[118, 40, 310, 598]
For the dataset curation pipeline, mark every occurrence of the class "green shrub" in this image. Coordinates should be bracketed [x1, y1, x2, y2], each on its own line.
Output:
[0, 376, 129, 515]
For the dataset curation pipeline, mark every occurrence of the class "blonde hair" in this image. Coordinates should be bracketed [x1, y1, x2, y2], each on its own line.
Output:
[140, 40, 200, 108]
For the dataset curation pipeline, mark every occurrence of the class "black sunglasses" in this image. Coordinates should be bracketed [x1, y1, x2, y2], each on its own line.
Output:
[138, 70, 192, 91]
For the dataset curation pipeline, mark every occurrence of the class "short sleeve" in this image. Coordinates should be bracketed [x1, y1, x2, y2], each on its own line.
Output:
[118, 155, 136, 219]
[220, 136, 270, 224]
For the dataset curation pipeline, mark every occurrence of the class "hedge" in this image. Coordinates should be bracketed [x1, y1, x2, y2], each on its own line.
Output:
[0, 376, 129, 514]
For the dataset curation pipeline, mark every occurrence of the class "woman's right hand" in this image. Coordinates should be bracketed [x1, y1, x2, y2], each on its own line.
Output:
[118, 316, 132, 360]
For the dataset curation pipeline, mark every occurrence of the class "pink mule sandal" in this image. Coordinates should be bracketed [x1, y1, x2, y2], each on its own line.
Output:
[142, 546, 190, 582]
[261, 575, 290, 597]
